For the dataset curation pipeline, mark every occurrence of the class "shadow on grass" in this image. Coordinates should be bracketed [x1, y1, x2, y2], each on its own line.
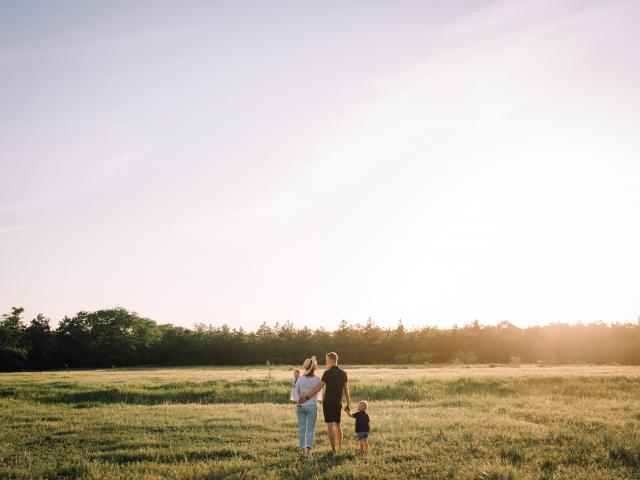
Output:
[3, 376, 639, 407]
[609, 445, 640, 468]
[96, 448, 255, 464]
[1, 379, 438, 406]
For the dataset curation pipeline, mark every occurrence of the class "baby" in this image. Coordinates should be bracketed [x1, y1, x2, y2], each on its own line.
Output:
[290, 369, 301, 403]
[347, 400, 370, 453]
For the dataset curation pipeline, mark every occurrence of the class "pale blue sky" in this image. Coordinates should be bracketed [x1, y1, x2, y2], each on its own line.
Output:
[1, 0, 639, 329]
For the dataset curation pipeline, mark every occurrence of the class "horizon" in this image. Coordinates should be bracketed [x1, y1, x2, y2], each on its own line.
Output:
[2, 0, 640, 331]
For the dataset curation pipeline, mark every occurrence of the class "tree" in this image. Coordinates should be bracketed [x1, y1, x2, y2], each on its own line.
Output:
[25, 313, 57, 369]
[90, 308, 163, 366]
[0, 307, 29, 371]
[57, 311, 92, 367]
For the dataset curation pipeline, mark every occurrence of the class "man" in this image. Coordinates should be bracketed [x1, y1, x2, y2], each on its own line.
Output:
[299, 352, 350, 454]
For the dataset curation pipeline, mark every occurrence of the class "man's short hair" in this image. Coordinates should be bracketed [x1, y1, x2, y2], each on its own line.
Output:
[326, 352, 338, 363]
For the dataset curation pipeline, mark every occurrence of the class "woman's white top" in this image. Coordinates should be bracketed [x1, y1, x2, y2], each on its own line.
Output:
[293, 375, 323, 406]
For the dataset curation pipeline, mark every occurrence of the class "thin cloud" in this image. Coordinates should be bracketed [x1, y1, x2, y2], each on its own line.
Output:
[0, 26, 205, 64]
[0, 149, 146, 216]
[0, 225, 27, 234]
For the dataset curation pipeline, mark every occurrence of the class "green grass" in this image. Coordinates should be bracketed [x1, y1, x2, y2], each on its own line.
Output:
[1, 365, 640, 479]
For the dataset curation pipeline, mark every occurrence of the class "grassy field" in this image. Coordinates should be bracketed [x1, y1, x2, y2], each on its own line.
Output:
[1, 365, 640, 480]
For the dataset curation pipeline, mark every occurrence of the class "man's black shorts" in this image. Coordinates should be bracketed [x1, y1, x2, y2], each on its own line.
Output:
[323, 401, 342, 423]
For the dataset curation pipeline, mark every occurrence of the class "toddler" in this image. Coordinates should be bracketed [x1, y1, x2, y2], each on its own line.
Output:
[347, 400, 370, 453]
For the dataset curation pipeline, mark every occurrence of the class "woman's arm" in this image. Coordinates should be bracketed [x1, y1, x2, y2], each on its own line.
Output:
[299, 380, 324, 403]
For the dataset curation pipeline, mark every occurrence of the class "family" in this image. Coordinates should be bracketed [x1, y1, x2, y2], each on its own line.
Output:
[290, 352, 371, 457]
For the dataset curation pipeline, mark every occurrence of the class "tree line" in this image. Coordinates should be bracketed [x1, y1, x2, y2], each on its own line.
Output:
[1, 306, 639, 371]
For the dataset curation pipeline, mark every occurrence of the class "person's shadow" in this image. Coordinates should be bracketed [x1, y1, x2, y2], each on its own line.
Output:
[296, 449, 358, 472]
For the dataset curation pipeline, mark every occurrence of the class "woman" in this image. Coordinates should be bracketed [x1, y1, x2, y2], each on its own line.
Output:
[293, 356, 322, 457]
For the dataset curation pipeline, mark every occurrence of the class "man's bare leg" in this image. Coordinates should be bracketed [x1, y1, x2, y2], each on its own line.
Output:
[327, 422, 337, 453]
[335, 422, 343, 452]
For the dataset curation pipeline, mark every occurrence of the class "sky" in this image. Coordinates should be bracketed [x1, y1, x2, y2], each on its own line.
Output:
[1, 0, 639, 330]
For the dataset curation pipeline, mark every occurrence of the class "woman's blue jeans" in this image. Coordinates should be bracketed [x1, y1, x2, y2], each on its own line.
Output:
[296, 403, 317, 448]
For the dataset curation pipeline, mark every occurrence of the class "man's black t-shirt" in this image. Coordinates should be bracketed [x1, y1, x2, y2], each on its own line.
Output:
[321, 365, 347, 403]
[353, 411, 370, 433]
